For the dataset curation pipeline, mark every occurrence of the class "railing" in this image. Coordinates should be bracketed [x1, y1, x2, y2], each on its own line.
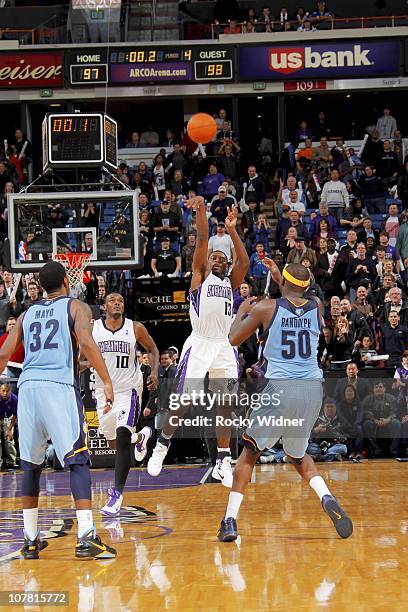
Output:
[208, 15, 408, 39]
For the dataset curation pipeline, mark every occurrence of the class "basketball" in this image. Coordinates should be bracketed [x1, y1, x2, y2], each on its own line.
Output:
[187, 113, 217, 144]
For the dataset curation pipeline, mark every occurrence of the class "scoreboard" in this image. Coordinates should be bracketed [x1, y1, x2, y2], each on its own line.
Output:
[66, 46, 234, 86]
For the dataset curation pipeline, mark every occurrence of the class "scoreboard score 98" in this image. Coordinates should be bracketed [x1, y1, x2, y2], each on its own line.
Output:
[67, 46, 234, 85]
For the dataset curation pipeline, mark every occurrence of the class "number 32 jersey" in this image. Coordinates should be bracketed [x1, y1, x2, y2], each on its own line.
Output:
[92, 317, 140, 393]
[19, 296, 80, 389]
[189, 272, 233, 340]
[263, 297, 322, 380]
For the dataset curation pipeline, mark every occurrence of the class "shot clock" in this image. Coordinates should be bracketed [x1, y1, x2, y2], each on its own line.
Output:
[42, 113, 117, 172]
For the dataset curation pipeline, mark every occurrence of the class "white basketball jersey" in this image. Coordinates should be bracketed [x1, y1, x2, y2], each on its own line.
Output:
[92, 318, 140, 393]
[189, 272, 233, 340]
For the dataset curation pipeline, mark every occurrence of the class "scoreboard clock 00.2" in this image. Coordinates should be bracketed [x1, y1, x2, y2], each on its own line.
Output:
[42, 112, 117, 172]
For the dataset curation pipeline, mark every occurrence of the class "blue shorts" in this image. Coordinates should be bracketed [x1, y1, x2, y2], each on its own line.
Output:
[18, 381, 89, 469]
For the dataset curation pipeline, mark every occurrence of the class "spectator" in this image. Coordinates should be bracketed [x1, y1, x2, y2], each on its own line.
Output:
[166, 143, 186, 176]
[314, 111, 332, 140]
[0, 316, 24, 382]
[296, 138, 313, 165]
[202, 163, 224, 201]
[352, 334, 379, 369]
[152, 154, 166, 199]
[22, 281, 41, 310]
[381, 288, 408, 327]
[241, 200, 258, 252]
[125, 132, 142, 149]
[287, 236, 317, 267]
[233, 282, 251, 314]
[242, 165, 266, 210]
[309, 398, 347, 461]
[363, 382, 401, 457]
[311, 1, 333, 28]
[384, 203, 400, 247]
[357, 217, 379, 246]
[316, 237, 342, 298]
[334, 362, 371, 404]
[170, 169, 188, 198]
[181, 232, 196, 275]
[337, 385, 364, 459]
[312, 136, 332, 170]
[346, 242, 377, 301]
[218, 142, 240, 180]
[140, 126, 159, 147]
[277, 210, 309, 249]
[318, 326, 335, 370]
[0, 383, 18, 470]
[249, 242, 270, 295]
[330, 316, 353, 368]
[294, 120, 312, 143]
[352, 285, 375, 320]
[309, 202, 338, 235]
[376, 140, 399, 188]
[252, 214, 271, 252]
[151, 199, 182, 247]
[378, 232, 399, 265]
[376, 107, 398, 140]
[150, 236, 181, 278]
[210, 185, 235, 225]
[311, 218, 336, 251]
[162, 129, 176, 148]
[397, 161, 408, 209]
[380, 311, 408, 367]
[396, 212, 408, 260]
[281, 226, 298, 259]
[208, 222, 235, 263]
[362, 129, 383, 168]
[320, 169, 349, 220]
[278, 175, 304, 207]
[358, 165, 387, 214]
[340, 297, 372, 342]
[284, 190, 306, 216]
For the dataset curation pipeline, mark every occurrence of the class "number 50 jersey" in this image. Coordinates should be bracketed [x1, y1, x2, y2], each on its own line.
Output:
[92, 317, 140, 393]
[263, 297, 323, 380]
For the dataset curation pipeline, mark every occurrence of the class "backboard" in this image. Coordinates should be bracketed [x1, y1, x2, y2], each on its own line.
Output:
[7, 191, 140, 272]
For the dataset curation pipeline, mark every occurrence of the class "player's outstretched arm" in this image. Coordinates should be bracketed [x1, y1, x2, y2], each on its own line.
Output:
[226, 206, 250, 290]
[188, 196, 208, 291]
[133, 322, 159, 390]
[71, 300, 114, 408]
[0, 314, 23, 372]
[229, 298, 275, 346]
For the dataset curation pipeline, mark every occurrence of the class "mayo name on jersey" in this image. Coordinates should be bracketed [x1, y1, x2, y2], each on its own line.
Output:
[92, 318, 140, 392]
[189, 272, 233, 340]
[263, 297, 322, 379]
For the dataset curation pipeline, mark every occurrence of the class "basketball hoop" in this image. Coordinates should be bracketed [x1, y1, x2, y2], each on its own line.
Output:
[53, 252, 91, 289]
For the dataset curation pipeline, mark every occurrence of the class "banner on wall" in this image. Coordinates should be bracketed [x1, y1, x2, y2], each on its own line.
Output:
[239, 40, 400, 80]
[0, 52, 63, 88]
[133, 277, 190, 322]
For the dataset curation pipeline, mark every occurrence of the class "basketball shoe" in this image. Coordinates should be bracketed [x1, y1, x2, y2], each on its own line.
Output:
[321, 494, 353, 538]
[132, 426, 152, 462]
[21, 535, 48, 559]
[217, 517, 238, 542]
[75, 528, 117, 559]
[212, 455, 233, 488]
[147, 441, 169, 477]
[100, 488, 123, 517]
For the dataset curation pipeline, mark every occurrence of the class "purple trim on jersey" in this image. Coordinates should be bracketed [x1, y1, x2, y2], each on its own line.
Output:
[127, 389, 137, 427]
[233, 348, 239, 377]
[176, 347, 191, 393]
[189, 286, 201, 318]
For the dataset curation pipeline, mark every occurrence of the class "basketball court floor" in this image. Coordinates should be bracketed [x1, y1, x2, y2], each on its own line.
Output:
[0, 461, 406, 611]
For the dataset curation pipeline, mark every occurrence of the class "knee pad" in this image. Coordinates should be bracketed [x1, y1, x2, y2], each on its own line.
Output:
[22, 467, 42, 497]
[69, 463, 91, 501]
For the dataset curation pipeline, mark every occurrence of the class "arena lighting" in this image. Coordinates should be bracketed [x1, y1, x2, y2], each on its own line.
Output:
[257, 96, 263, 99]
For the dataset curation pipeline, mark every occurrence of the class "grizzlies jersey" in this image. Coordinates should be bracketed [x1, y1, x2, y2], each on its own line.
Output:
[189, 272, 233, 340]
[263, 297, 322, 380]
[19, 296, 79, 388]
[92, 318, 140, 393]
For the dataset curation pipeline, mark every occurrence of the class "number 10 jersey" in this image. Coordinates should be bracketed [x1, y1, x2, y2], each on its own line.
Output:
[92, 317, 140, 393]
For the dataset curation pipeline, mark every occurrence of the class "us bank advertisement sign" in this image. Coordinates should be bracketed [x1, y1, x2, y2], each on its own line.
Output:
[239, 41, 400, 80]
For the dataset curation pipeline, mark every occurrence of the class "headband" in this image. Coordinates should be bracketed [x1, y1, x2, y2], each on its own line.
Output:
[282, 265, 310, 288]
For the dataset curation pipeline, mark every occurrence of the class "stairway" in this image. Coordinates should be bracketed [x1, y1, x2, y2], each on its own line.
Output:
[127, 0, 180, 42]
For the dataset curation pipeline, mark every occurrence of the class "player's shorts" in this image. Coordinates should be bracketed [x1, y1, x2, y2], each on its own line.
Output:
[18, 381, 88, 469]
[175, 334, 239, 395]
[243, 379, 323, 459]
[95, 381, 143, 441]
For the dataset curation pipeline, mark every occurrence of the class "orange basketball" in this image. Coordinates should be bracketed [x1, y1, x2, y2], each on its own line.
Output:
[187, 113, 217, 144]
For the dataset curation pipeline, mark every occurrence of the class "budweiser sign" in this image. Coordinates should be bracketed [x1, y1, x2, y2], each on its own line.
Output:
[0, 52, 63, 88]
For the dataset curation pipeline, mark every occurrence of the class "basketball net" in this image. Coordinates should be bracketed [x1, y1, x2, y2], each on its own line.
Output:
[53, 252, 91, 290]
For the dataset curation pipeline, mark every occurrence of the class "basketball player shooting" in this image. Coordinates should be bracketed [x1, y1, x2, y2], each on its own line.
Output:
[0, 261, 116, 559]
[148, 196, 249, 487]
[86, 293, 159, 517]
[217, 262, 353, 542]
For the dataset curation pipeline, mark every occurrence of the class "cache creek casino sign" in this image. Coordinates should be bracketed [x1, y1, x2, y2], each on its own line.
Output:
[239, 40, 400, 80]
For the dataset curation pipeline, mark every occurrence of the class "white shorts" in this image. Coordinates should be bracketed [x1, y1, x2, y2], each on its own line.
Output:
[175, 334, 239, 394]
[95, 379, 143, 441]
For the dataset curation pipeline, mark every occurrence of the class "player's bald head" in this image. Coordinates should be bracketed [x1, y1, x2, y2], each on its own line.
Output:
[282, 263, 311, 294]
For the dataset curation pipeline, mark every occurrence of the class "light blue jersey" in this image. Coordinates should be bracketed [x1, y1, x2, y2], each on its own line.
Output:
[263, 297, 322, 380]
[18, 296, 79, 389]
